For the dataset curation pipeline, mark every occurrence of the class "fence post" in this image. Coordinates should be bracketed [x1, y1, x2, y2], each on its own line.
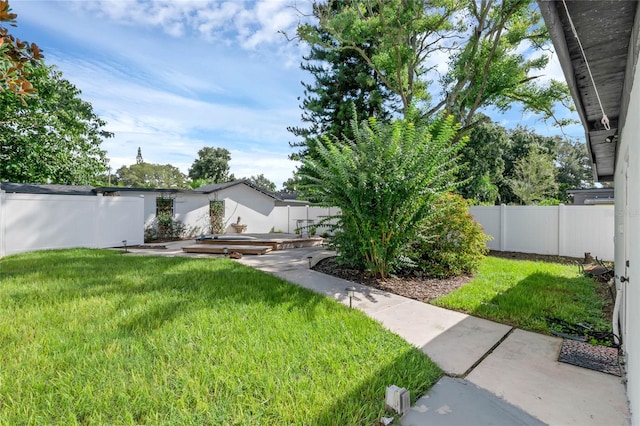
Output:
[558, 204, 565, 257]
[0, 190, 5, 258]
[500, 204, 507, 251]
[95, 193, 104, 248]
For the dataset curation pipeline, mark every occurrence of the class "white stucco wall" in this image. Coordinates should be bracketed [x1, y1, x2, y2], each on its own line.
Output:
[616, 45, 640, 426]
[217, 184, 277, 233]
[119, 185, 334, 236]
[216, 185, 334, 234]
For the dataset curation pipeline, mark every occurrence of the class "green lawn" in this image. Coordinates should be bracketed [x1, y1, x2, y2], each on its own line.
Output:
[432, 255, 611, 334]
[0, 249, 441, 425]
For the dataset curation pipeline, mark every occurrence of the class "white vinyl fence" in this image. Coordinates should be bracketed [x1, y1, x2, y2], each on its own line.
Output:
[0, 191, 144, 258]
[270, 206, 338, 235]
[470, 204, 615, 261]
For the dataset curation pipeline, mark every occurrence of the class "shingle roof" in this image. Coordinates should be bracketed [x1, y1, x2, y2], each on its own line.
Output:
[0, 182, 97, 195]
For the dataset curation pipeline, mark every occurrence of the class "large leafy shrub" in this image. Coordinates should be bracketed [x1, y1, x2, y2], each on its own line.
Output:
[299, 112, 465, 278]
[411, 193, 490, 277]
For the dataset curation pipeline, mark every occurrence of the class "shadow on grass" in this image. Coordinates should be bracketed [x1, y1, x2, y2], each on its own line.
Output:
[310, 347, 441, 425]
[471, 272, 607, 333]
[2, 249, 329, 331]
[1, 249, 445, 424]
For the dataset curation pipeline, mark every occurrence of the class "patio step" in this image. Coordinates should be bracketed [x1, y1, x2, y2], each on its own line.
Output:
[182, 244, 272, 255]
[196, 236, 324, 251]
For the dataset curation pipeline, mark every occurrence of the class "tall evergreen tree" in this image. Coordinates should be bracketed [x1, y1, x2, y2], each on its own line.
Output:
[456, 117, 507, 204]
[288, 0, 392, 161]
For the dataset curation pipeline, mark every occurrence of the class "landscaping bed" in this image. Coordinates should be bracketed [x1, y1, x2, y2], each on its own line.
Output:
[313, 251, 612, 336]
[313, 250, 582, 302]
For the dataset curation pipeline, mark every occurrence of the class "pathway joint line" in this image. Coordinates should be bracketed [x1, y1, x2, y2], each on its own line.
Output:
[452, 327, 516, 379]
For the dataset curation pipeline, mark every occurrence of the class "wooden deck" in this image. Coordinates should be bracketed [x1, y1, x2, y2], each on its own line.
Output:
[182, 234, 325, 255]
[194, 236, 324, 251]
[182, 244, 272, 255]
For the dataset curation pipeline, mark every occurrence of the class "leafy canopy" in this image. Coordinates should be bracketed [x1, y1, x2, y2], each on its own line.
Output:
[299, 111, 465, 278]
[297, 0, 574, 129]
[288, 0, 392, 161]
[188, 147, 233, 184]
[508, 146, 558, 205]
[245, 174, 276, 192]
[0, 0, 44, 100]
[116, 163, 188, 189]
[0, 65, 111, 184]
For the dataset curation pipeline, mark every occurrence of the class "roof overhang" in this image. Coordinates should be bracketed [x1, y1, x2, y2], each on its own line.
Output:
[539, 0, 640, 182]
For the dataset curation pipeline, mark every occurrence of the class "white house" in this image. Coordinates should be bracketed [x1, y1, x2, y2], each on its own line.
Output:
[97, 180, 328, 236]
[539, 1, 639, 422]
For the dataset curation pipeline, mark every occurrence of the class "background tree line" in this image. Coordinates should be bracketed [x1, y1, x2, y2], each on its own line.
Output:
[289, 0, 593, 206]
[0, 2, 278, 192]
[290, 0, 594, 278]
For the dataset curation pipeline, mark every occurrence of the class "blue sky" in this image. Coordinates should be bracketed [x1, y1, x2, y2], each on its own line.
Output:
[12, 1, 583, 189]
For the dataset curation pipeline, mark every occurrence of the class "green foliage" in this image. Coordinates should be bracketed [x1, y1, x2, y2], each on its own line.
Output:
[209, 200, 225, 234]
[289, 1, 392, 161]
[188, 146, 233, 183]
[281, 174, 300, 193]
[508, 146, 558, 205]
[144, 213, 187, 242]
[246, 173, 276, 192]
[299, 0, 457, 116]
[455, 117, 507, 204]
[188, 178, 211, 189]
[554, 138, 593, 202]
[0, 65, 111, 184]
[411, 193, 490, 277]
[297, 0, 573, 130]
[299, 112, 464, 278]
[116, 162, 188, 188]
[0, 0, 44, 99]
[455, 122, 593, 204]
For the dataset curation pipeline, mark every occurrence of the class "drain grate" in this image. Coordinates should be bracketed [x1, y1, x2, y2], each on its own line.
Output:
[558, 339, 621, 376]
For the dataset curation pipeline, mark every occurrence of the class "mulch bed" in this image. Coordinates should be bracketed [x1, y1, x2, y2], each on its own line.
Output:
[312, 256, 471, 302]
[312, 251, 595, 303]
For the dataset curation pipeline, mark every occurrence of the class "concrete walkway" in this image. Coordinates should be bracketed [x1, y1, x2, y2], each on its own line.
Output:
[128, 242, 630, 425]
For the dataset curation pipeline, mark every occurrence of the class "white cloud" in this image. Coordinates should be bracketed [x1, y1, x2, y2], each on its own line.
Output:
[9, 0, 308, 189]
[230, 150, 299, 188]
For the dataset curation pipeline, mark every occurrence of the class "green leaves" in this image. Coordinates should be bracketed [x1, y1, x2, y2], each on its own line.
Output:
[508, 146, 558, 205]
[0, 65, 110, 184]
[0, 0, 44, 101]
[188, 147, 233, 184]
[299, 112, 464, 278]
[116, 163, 188, 189]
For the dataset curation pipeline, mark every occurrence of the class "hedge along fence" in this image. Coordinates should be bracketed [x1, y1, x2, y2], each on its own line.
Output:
[470, 204, 614, 261]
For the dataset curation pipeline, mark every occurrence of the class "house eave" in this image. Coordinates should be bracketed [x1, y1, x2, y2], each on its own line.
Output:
[538, 0, 638, 182]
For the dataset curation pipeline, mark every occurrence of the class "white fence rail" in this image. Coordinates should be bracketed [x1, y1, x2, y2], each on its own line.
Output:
[1, 190, 614, 262]
[470, 204, 615, 261]
[0, 192, 144, 258]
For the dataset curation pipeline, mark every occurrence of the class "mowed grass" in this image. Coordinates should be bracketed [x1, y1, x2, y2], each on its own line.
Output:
[0, 249, 441, 425]
[432, 256, 610, 333]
